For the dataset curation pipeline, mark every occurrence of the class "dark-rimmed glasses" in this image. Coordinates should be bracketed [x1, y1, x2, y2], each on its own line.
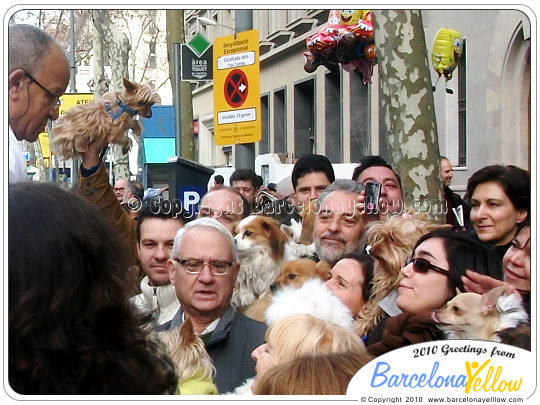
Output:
[173, 258, 233, 276]
[406, 257, 450, 276]
[24, 70, 63, 110]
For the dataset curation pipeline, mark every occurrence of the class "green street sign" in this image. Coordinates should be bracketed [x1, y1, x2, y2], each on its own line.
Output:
[188, 33, 211, 57]
[181, 44, 213, 81]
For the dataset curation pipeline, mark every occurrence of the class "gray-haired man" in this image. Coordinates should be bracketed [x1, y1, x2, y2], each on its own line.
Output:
[313, 179, 368, 266]
[160, 217, 266, 393]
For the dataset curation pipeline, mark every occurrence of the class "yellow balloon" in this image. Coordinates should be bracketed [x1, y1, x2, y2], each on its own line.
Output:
[339, 10, 370, 25]
[431, 28, 463, 80]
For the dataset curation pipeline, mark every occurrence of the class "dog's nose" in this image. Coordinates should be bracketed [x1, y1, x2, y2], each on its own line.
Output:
[270, 283, 277, 293]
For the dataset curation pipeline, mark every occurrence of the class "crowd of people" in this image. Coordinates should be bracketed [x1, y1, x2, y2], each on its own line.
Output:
[8, 23, 532, 396]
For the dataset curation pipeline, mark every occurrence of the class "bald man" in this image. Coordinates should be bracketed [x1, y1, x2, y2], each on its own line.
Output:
[8, 24, 70, 183]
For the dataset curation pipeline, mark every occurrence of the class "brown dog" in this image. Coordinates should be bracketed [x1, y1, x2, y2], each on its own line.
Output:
[355, 214, 449, 336]
[243, 259, 331, 323]
[51, 77, 160, 158]
[158, 317, 218, 395]
[297, 198, 318, 245]
[232, 215, 293, 310]
[282, 199, 319, 258]
[272, 258, 331, 290]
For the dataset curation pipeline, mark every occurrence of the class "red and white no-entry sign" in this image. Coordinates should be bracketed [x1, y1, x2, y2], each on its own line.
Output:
[213, 30, 261, 145]
[224, 69, 248, 108]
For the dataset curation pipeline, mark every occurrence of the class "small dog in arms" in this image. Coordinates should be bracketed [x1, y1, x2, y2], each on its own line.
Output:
[51, 77, 160, 158]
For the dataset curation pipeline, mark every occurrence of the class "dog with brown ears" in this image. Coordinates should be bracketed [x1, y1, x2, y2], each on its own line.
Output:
[281, 198, 319, 259]
[158, 317, 218, 395]
[243, 258, 332, 323]
[51, 77, 160, 158]
[232, 215, 296, 310]
[355, 214, 449, 336]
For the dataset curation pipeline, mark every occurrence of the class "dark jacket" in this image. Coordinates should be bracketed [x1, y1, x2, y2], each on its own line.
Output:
[492, 240, 513, 263]
[444, 186, 472, 231]
[365, 312, 444, 357]
[158, 306, 267, 393]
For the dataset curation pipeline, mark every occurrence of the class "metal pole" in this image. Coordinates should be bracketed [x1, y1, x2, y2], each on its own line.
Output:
[69, 10, 79, 187]
[233, 10, 255, 170]
[69, 11, 76, 92]
[173, 42, 182, 157]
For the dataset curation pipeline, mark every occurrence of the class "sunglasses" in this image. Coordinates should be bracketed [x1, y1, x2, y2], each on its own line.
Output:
[405, 256, 450, 276]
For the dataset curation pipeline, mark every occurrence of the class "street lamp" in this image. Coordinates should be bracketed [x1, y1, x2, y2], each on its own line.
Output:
[197, 16, 235, 31]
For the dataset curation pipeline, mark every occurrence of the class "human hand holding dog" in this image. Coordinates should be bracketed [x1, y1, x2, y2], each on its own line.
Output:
[81, 137, 109, 169]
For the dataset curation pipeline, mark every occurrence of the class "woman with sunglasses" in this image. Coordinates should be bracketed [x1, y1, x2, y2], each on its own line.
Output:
[365, 229, 501, 356]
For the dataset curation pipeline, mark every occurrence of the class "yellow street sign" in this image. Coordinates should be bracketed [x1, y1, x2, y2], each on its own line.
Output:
[58, 93, 94, 116]
[38, 132, 50, 158]
[213, 30, 261, 145]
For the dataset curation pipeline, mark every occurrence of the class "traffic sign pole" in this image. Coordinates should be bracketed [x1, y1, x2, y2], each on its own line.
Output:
[234, 10, 255, 171]
[173, 43, 182, 157]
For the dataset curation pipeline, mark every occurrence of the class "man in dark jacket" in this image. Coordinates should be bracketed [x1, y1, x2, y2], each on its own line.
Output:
[159, 217, 266, 393]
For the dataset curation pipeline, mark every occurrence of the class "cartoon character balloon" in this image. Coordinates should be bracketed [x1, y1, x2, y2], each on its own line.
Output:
[303, 10, 376, 84]
[431, 28, 463, 93]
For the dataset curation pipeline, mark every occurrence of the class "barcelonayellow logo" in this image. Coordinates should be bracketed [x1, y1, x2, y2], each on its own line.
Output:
[348, 340, 534, 399]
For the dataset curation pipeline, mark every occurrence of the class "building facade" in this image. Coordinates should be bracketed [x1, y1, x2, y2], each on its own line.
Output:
[186, 9, 531, 192]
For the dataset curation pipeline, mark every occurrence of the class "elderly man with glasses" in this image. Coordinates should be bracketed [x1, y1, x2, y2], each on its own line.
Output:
[160, 217, 267, 394]
[8, 24, 70, 183]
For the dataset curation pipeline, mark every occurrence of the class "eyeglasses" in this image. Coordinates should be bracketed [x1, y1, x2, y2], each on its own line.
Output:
[24, 70, 63, 111]
[173, 258, 233, 276]
[406, 257, 450, 276]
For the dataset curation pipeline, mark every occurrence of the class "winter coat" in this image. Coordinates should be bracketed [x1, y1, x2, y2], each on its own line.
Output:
[131, 277, 180, 327]
[365, 312, 444, 357]
[77, 162, 137, 264]
[159, 306, 267, 393]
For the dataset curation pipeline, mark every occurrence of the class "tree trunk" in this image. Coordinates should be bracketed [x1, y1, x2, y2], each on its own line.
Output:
[91, 12, 109, 96]
[166, 10, 195, 160]
[372, 10, 444, 222]
[92, 10, 131, 180]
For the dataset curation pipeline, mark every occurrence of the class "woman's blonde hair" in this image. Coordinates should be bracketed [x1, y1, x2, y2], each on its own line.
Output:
[253, 351, 373, 395]
[265, 314, 365, 364]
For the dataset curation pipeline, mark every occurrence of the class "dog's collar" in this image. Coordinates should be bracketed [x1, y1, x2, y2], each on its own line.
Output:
[105, 97, 137, 121]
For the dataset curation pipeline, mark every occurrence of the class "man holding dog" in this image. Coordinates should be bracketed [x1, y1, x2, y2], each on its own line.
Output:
[8, 24, 70, 183]
[161, 217, 267, 393]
